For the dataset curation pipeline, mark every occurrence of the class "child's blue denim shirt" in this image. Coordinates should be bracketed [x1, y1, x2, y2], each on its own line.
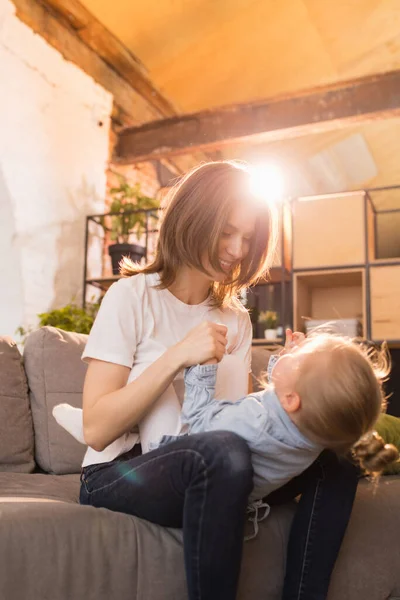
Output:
[180, 363, 322, 501]
[156, 360, 322, 538]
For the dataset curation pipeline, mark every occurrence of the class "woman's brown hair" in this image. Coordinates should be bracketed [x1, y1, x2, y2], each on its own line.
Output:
[120, 161, 278, 307]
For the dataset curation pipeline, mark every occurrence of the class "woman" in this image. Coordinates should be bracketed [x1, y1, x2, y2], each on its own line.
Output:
[77, 161, 358, 600]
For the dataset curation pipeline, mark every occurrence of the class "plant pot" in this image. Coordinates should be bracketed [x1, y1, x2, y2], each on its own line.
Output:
[264, 328, 278, 341]
[108, 243, 146, 275]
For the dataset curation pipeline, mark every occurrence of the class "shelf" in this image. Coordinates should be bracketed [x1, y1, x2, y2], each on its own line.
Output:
[83, 206, 161, 307]
[86, 276, 120, 292]
[373, 211, 400, 260]
[370, 265, 400, 341]
[371, 257, 400, 265]
[252, 338, 283, 346]
[294, 269, 365, 334]
[368, 188, 400, 212]
[292, 192, 366, 269]
[256, 267, 291, 285]
[374, 341, 400, 349]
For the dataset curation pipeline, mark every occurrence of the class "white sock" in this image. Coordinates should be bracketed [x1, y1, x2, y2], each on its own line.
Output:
[52, 404, 86, 445]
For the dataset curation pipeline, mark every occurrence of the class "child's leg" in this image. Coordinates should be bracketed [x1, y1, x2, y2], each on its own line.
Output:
[53, 404, 85, 444]
[53, 383, 182, 453]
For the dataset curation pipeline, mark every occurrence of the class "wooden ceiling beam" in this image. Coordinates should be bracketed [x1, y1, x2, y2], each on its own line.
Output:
[41, 0, 175, 116]
[12, 0, 209, 175]
[13, 0, 160, 124]
[114, 70, 400, 164]
[12, 0, 176, 118]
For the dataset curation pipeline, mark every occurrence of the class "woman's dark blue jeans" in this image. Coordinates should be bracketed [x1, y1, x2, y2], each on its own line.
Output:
[80, 435, 358, 600]
[79, 430, 253, 600]
[266, 449, 359, 600]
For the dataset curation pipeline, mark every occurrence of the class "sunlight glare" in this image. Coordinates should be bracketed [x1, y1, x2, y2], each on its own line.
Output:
[249, 164, 284, 205]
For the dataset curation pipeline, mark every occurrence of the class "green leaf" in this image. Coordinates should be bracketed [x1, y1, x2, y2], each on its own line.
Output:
[97, 178, 160, 245]
[36, 302, 101, 335]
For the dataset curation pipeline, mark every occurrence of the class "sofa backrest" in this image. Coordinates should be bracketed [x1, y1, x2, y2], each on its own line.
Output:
[0, 336, 35, 473]
[1, 326, 276, 476]
[250, 346, 277, 392]
[23, 327, 88, 475]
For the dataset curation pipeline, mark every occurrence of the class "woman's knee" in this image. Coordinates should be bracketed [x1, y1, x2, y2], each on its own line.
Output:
[190, 431, 253, 492]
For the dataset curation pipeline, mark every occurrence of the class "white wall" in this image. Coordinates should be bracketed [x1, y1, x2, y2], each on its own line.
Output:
[0, 0, 112, 337]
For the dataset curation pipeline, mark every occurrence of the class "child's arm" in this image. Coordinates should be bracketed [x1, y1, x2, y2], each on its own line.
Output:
[282, 329, 305, 353]
[182, 364, 267, 446]
[266, 329, 306, 382]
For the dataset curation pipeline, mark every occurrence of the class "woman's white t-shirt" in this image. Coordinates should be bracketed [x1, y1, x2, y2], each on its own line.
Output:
[81, 272, 253, 467]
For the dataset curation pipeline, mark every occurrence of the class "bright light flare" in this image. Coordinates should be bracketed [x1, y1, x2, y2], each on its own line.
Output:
[249, 164, 284, 205]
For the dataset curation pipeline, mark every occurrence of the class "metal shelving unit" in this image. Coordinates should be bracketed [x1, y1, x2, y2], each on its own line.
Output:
[290, 184, 400, 346]
[253, 184, 400, 347]
[82, 186, 400, 346]
[82, 208, 159, 307]
[247, 203, 293, 340]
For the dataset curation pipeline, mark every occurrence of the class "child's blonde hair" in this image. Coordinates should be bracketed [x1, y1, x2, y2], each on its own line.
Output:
[287, 334, 399, 476]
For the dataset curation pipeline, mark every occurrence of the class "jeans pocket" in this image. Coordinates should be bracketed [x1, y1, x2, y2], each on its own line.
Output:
[79, 477, 91, 503]
[81, 463, 109, 494]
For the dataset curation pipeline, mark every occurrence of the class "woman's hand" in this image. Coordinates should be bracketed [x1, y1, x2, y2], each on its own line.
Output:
[281, 328, 305, 355]
[173, 321, 228, 368]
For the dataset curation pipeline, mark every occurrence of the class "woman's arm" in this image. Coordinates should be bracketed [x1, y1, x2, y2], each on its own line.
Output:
[83, 321, 228, 451]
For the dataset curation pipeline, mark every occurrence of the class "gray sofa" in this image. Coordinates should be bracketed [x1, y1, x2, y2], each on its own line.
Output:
[0, 326, 399, 600]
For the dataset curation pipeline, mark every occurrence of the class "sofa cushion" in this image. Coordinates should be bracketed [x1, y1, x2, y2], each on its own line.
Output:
[23, 327, 88, 475]
[0, 472, 79, 503]
[327, 476, 400, 600]
[0, 336, 35, 473]
[0, 477, 399, 600]
[0, 496, 294, 600]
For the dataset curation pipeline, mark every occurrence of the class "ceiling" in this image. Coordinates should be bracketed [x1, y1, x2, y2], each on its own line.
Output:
[80, 0, 400, 112]
[80, 0, 400, 193]
[233, 117, 400, 194]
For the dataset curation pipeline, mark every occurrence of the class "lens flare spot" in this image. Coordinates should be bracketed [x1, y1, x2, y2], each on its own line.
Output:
[115, 463, 142, 485]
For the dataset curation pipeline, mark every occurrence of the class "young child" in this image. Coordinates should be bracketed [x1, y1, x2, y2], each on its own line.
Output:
[157, 330, 399, 504]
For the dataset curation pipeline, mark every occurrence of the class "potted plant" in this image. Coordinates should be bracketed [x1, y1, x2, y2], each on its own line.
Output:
[258, 310, 278, 340]
[16, 300, 100, 344]
[101, 173, 160, 275]
[36, 301, 100, 334]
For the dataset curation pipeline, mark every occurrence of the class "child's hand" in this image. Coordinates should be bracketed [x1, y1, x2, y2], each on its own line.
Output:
[175, 321, 227, 367]
[281, 329, 305, 355]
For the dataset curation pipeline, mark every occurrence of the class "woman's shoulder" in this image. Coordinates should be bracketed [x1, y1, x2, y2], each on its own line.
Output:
[94, 273, 159, 337]
[111, 272, 158, 295]
[221, 298, 251, 325]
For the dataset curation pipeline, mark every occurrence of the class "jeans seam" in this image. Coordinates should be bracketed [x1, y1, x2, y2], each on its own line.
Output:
[193, 456, 207, 600]
[296, 477, 323, 600]
[87, 448, 208, 497]
[83, 478, 91, 495]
